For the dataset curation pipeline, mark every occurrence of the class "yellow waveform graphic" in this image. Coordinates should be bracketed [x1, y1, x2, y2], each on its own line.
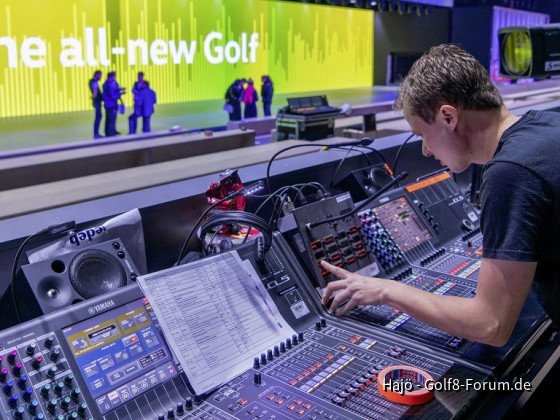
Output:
[0, 0, 373, 117]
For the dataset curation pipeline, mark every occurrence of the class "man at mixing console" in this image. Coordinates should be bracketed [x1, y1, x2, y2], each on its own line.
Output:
[321, 44, 560, 347]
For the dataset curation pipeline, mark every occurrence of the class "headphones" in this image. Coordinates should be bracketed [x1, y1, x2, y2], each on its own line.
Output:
[198, 211, 273, 259]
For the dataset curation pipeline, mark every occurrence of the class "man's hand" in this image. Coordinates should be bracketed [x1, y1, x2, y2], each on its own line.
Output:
[320, 260, 386, 316]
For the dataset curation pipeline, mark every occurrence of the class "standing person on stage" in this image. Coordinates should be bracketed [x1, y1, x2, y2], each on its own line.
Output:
[128, 72, 145, 134]
[139, 81, 157, 133]
[321, 44, 560, 347]
[261, 75, 274, 117]
[89, 70, 103, 139]
[225, 78, 245, 121]
[102, 71, 126, 137]
[128, 71, 144, 134]
[242, 78, 258, 119]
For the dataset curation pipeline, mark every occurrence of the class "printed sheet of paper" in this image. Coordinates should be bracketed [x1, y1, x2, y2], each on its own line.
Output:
[137, 251, 295, 395]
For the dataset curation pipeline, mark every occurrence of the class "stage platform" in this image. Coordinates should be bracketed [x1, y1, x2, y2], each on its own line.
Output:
[0, 86, 398, 152]
[1, 80, 559, 154]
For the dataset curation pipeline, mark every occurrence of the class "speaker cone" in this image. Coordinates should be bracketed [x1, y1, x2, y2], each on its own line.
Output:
[69, 249, 127, 299]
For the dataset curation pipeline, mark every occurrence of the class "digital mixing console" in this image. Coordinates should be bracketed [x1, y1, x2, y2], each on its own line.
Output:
[0, 170, 549, 419]
[0, 234, 489, 420]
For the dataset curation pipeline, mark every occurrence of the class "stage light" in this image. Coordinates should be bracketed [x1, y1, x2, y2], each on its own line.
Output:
[415, 4, 422, 16]
[397, 1, 404, 15]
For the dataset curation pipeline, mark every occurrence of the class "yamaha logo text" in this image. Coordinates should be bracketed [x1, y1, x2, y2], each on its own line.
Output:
[88, 300, 116, 315]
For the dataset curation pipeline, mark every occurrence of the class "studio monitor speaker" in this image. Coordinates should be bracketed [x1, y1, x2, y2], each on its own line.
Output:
[14, 239, 139, 321]
[335, 163, 394, 202]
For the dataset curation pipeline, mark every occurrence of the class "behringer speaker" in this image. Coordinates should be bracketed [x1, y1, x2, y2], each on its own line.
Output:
[14, 239, 139, 321]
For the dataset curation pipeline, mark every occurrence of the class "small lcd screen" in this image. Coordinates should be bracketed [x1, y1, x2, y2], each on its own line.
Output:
[62, 298, 177, 415]
[374, 197, 432, 252]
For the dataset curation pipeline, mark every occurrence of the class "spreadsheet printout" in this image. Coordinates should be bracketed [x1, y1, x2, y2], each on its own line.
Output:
[137, 251, 296, 395]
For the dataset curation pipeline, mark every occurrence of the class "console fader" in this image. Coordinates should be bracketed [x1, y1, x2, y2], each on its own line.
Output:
[0, 234, 487, 420]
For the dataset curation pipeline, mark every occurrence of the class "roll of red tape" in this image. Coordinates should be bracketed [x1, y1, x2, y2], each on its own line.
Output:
[377, 365, 435, 405]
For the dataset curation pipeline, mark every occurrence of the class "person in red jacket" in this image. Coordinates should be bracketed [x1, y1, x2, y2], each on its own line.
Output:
[242, 78, 259, 119]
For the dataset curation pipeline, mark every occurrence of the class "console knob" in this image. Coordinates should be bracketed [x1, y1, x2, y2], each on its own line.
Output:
[26, 343, 37, 356]
[49, 349, 60, 362]
[315, 321, 322, 331]
[320, 318, 327, 328]
[33, 414, 45, 420]
[71, 388, 81, 401]
[22, 387, 33, 402]
[254, 372, 262, 385]
[54, 382, 64, 396]
[176, 402, 184, 415]
[166, 408, 174, 418]
[292, 334, 298, 345]
[46, 366, 57, 378]
[12, 362, 23, 377]
[32, 356, 43, 370]
[47, 398, 57, 414]
[60, 396, 71, 409]
[0, 368, 8, 382]
[286, 338, 292, 349]
[259, 353, 267, 366]
[66, 412, 79, 420]
[158, 415, 164, 420]
[279, 342, 286, 353]
[76, 403, 87, 414]
[7, 350, 17, 365]
[27, 399, 39, 414]
[252, 357, 260, 369]
[273, 345, 280, 357]
[7, 393, 19, 408]
[12, 406, 24, 418]
[298, 332, 304, 342]
[17, 374, 28, 389]
[266, 349, 273, 361]
[44, 336, 55, 349]
[41, 384, 51, 398]
[185, 397, 193, 410]
[3, 380, 14, 395]
[64, 373, 74, 386]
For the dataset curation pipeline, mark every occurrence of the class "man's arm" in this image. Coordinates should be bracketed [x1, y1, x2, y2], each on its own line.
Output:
[321, 257, 536, 346]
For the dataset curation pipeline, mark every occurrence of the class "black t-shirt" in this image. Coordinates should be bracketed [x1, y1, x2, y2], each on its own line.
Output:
[481, 110, 560, 324]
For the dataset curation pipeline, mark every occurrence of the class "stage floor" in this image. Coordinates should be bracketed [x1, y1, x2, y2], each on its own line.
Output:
[0, 86, 399, 153]
[1, 79, 559, 154]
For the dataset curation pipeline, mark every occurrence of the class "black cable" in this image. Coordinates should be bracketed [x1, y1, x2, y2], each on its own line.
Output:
[392, 133, 417, 174]
[175, 181, 264, 265]
[11, 221, 76, 323]
[329, 147, 355, 188]
[265, 138, 374, 192]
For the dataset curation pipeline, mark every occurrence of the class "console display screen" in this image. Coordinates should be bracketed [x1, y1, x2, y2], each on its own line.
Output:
[62, 298, 177, 415]
[374, 197, 432, 252]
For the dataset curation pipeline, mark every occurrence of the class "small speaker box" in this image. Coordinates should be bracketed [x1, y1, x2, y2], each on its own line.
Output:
[14, 239, 139, 321]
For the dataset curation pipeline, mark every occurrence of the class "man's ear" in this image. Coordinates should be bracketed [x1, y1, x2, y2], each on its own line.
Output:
[438, 105, 459, 129]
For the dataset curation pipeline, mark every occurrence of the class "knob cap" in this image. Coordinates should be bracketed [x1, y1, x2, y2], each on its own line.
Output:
[49, 349, 61, 362]
[7, 393, 19, 408]
[32, 356, 43, 370]
[185, 397, 193, 410]
[44, 336, 55, 349]
[254, 372, 262, 385]
[47, 366, 57, 378]
[7, 350, 17, 365]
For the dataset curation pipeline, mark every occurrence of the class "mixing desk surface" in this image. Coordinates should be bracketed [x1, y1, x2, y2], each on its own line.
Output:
[0, 170, 551, 419]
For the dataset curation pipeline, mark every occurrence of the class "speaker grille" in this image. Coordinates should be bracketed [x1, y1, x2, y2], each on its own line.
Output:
[69, 249, 128, 299]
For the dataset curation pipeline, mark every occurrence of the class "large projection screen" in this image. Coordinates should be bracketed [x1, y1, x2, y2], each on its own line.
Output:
[0, 0, 373, 117]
